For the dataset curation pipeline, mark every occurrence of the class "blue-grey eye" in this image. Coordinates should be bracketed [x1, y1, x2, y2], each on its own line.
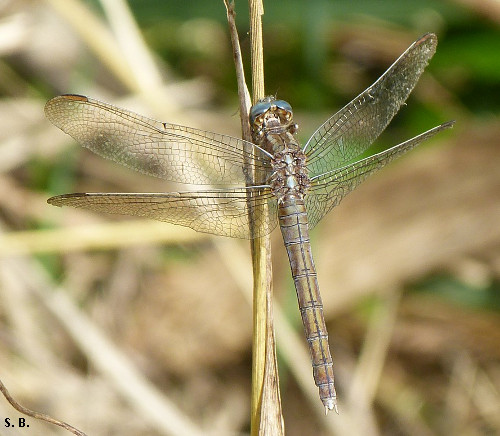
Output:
[274, 100, 292, 114]
[249, 101, 272, 124]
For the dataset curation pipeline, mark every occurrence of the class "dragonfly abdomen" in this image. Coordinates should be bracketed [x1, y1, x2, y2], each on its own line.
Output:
[278, 196, 337, 412]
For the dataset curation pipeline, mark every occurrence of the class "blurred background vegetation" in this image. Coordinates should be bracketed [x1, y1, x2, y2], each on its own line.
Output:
[0, 0, 499, 435]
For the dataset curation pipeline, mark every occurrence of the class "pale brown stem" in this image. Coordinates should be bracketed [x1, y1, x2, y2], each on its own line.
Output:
[0, 378, 88, 436]
[248, 1, 283, 434]
[224, 1, 283, 434]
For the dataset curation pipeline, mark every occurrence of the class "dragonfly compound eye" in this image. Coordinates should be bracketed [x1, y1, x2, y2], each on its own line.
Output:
[250, 100, 272, 126]
[273, 100, 293, 114]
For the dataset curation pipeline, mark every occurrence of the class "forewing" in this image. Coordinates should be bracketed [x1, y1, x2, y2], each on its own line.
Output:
[304, 33, 438, 177]
[305, 121, 454, 228]
[45, 95, 272, 186]
[48, 188, 278, 239]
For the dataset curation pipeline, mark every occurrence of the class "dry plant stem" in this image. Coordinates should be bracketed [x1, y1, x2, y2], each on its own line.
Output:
[249, 1, 265, 100]
[349, 290, 401, 406]
[4, 255, 205, 436]
[248, 0, 283, 434]
[98, 0, 164, 93]
[46, 0, 139, 91]
[0, 220, 204, 256]
[0, 378, 87, 436]
[223, 0, 252, 138]
[224, 1, 283, 434]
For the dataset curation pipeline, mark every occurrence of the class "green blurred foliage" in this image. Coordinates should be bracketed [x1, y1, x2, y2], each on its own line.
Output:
[413, 275, 500, 312]
[115, 0, 500, 116]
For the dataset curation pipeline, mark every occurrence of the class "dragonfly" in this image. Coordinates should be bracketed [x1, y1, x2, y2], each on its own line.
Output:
[46, 33, 453, 413]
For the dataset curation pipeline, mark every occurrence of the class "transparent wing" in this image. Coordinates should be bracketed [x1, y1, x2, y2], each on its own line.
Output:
[48, 187, 278, 239]
[305, 121, 454, 229]
[304, 33, 438, 178]
[45, 95, 272, 187]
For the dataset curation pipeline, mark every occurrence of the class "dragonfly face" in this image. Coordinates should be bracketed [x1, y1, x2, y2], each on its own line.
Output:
[250, 98, 297, 138]
[45, 33, 454, 413]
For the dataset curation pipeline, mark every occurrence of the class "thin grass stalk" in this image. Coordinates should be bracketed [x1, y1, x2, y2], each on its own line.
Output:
[45, 0, 139, 91]
[248, 1, 283, 434]
[0, 377, 87, 436]
[224, 1, 282, 433]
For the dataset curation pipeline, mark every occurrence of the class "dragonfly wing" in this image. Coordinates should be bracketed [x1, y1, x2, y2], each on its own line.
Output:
[48, 188, 278, 239]
[45, 95, 272, 186]
[304, 33, 438, 177]
[305, 121, 454, 229]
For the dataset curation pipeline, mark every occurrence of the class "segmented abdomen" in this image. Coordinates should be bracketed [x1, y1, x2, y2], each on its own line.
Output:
[278, 195, 336, 411]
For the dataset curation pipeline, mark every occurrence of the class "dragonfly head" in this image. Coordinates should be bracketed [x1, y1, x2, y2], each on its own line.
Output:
[250, 97, 296, 136]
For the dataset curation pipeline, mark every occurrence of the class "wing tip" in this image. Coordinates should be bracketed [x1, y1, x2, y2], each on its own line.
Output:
[61, 94, 88, 101]
[45, 94, 89, 120]
[47, 193, 88, 207]
[438, 120, 456, 131]
[46, 94, 88, 106]
[412, 32, 438, 57]
[53, 94, 88, 102]
[416, 32, 437, 48]
[419, 32, 437, 43]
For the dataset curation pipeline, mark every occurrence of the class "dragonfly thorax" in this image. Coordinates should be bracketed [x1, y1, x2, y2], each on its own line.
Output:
[270, 148, 310, 202]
